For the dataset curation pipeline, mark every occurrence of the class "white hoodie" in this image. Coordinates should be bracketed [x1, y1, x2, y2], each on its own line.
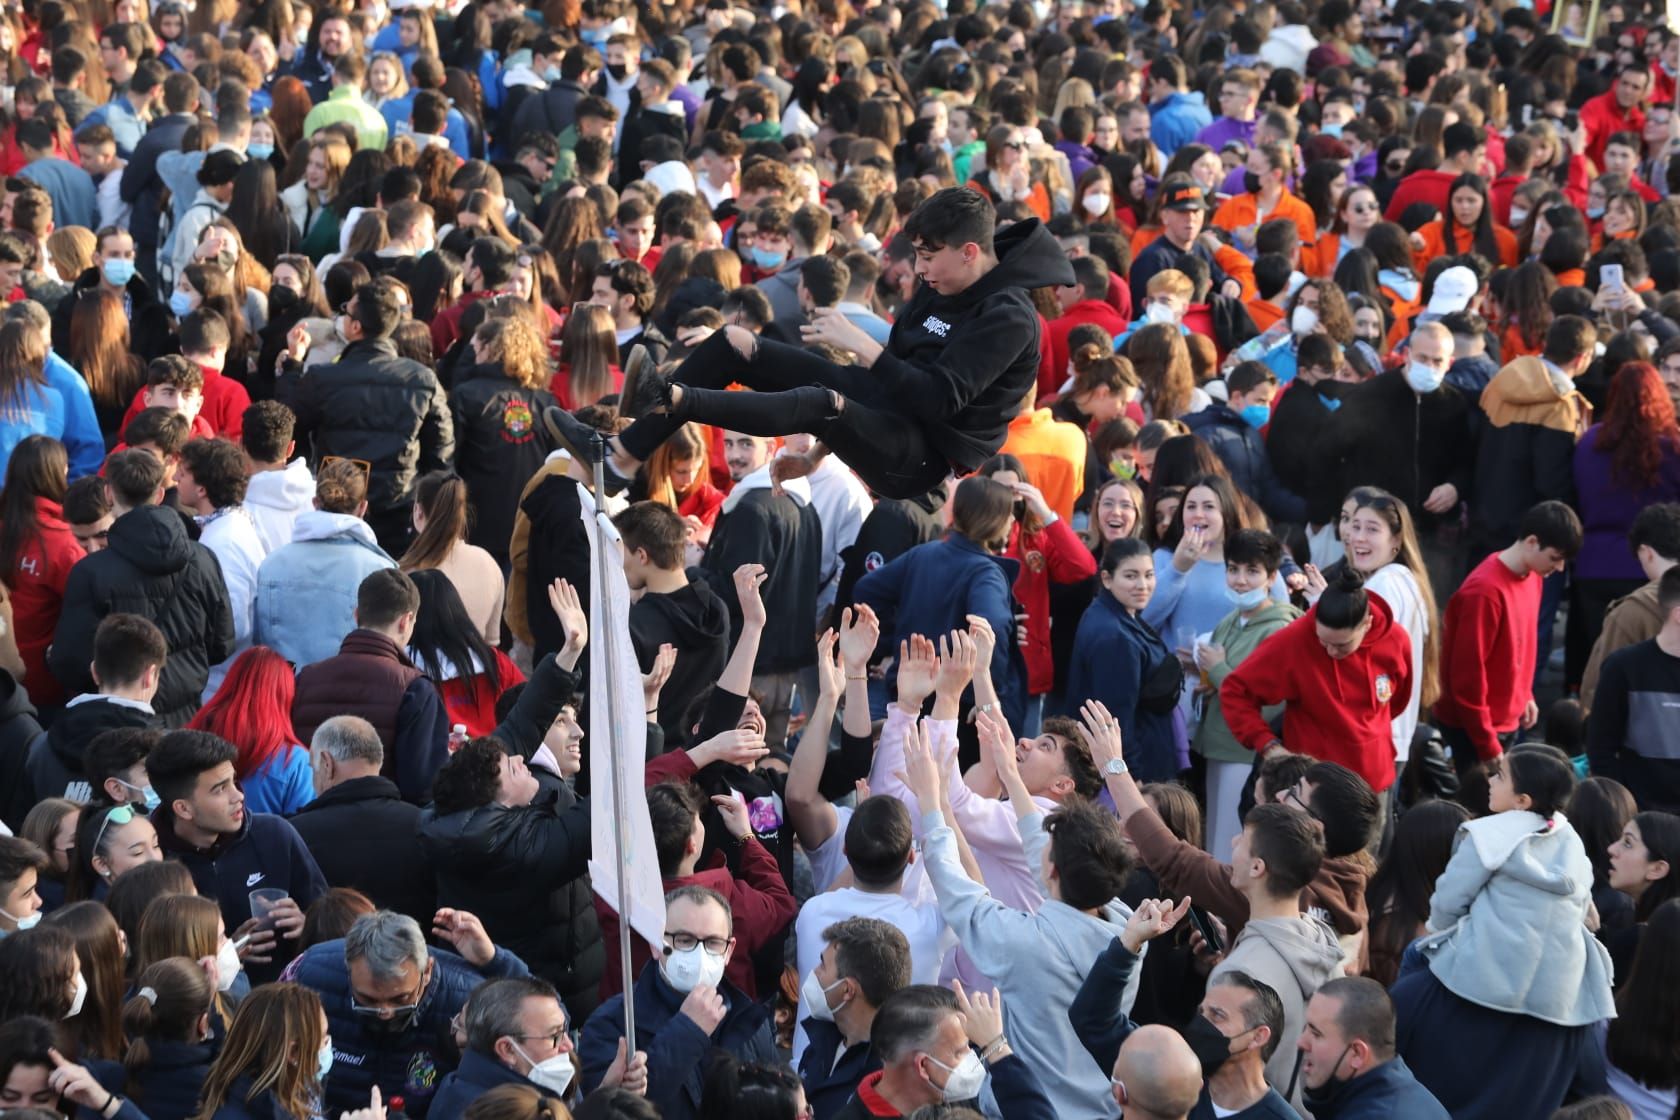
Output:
[244, 459, 315, 553]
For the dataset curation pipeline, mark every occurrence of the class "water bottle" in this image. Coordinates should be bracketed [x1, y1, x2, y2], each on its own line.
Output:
[447, 724, 468, 753]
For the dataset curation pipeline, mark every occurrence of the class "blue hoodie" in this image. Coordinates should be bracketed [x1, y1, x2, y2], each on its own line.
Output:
[43, 351, 102, 478]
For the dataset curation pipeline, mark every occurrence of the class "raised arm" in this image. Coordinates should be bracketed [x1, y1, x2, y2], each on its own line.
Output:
[717, 563, 767, 700]
[900, 714, 985, 885]
[787, 629, 845, 852]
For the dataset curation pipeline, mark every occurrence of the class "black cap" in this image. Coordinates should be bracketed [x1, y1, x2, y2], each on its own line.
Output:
[197, 149, 244, 187]
[1160, 175, 1209, 212]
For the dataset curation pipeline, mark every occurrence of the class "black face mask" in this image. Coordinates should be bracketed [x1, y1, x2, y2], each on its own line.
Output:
[1183, 1014, 1248, 1077]
[357, 1005, 419, 1036]
[1302, 1045, 1358, 1112]
[1243, 170, 1263, 194]
[607, 62, 628, 82]
[268, 285, 299, 317]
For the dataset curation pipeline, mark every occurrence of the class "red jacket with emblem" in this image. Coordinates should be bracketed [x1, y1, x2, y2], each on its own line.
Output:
[1219, 592, 1413, 791]
[1006, 515, 1098, 695]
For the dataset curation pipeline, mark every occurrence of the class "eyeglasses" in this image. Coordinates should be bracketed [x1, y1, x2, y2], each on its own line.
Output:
[1005, 140, 1028, 150]
[1349, 203, 1378, 215]
[510, 1029, 570, 1049]
[666, 931, 734, 955]
[91, 804, 136, 857]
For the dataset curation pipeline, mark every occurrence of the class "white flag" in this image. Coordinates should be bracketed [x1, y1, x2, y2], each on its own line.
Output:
[582, 492, 667, 956]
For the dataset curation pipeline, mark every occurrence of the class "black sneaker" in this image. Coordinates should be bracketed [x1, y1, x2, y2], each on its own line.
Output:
[541, 406, 633, 494]
[620, 344, 667, 419]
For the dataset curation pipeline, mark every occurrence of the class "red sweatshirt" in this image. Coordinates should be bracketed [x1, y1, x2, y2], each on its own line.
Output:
[118, 366, 252, 440]
[1433, 551, 1541, 761]
[6, 497, 82, 706]
[1043, 300, 1129, 398]
[1220, 594, 1413, 791]
[1007, 516, 1096, 695]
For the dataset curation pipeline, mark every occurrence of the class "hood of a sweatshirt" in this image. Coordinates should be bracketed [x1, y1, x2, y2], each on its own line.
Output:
[108, 505, 193, 576]
[956, 218, 1077, 310]
[287, 509, 387, 550]
[1460, 811, 1589, 897]
[1295, 593, 1398, 701]
[1481, 355, 1583, 432]
[636, 580, 730, 648]
[47, 695, 153, 771]
[720, 464, 810, 514]
[1236, 913, 1345, 996]
[245, 460, 315, 516]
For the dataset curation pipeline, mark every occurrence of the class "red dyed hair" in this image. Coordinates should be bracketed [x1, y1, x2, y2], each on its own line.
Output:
[185, 646, 301, 780]
[1595, 361, 1680, 489]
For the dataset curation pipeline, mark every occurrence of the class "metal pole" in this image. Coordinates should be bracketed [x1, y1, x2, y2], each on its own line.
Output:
[592, 433, 637, 1047]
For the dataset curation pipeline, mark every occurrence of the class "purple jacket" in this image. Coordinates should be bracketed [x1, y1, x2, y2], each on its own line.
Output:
[1055, 140, 1097, 184]
[1572, 424, 1680, 580]
[1196, 116, 1256, 152]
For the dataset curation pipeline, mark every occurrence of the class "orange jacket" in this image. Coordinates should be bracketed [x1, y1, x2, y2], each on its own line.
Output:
[1411, 219, 1518, 272]
[1501, 322, 1545, 360]
[1211, 189, 1318, 248]
[1248, 298, 1285, 332]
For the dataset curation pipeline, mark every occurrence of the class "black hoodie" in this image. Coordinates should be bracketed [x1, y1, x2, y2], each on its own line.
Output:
[25, 695, 157, 805]
[49, 505, 235, 727]
[865, 218, 1075, 471]
[629, 578, 730, 748]
[0, 673, 43, 833]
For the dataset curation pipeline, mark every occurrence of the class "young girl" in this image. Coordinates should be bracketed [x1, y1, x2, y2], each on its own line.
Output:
[1391, 744, 1616, 1120]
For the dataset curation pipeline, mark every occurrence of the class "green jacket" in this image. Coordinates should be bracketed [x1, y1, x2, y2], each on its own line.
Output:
[1193, 599, 1302, 763]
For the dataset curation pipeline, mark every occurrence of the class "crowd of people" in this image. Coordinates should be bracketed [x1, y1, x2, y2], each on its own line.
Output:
[0, 0, 1677, 1118]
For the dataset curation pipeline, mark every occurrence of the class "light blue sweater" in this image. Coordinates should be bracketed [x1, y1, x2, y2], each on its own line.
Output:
[1142, 552, 1289, 642]
[238, 745, 314, 816]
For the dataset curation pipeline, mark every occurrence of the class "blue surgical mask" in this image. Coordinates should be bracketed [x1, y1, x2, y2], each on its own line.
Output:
[317, 1039, 334, 1082]
[247, 142, 274, 160]
[102, 257, 136, 287]
[581, 28, 609, 48]
[1322, 121, 1344, 138]
[751, 245, 787, 270]
[169, 289, 197, 318]
[1239, 402, 1271, 429]
[1588, 205, 1606, 219]
[1226, 584, 1270, 610]
[117, 778, 161, 811]
[1405, 361, 1445, 393]
[544, 65, 562, 81]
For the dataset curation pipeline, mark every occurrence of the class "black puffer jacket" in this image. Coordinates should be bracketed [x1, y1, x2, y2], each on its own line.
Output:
[48, 505, 235, 726]
[0, 672, 44, 833]
[279, 337, 455, 521]
[448, 364, 557, 567]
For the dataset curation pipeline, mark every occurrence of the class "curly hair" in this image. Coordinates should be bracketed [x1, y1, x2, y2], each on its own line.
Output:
[1596, 362, 1680, 490]
[475, 314, 549, 391]
[430, 737, 504, 815]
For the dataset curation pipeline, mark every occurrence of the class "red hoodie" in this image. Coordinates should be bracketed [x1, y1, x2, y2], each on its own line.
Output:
[1044, 299, 1129, 398]
[6, 496, 83, 706]
[1219, 593, 1413, 791]
[1006, 516, 1097, 695]
[1383, 168, 1460, 223]
[117, 366, 252, 441]
[1433, 551, 1542, 761]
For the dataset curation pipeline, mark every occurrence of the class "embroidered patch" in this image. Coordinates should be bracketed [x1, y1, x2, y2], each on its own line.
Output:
[1024, 549, 1046, 573]
[1375, 674, 1393, 704]
[501, 399, 536, 444]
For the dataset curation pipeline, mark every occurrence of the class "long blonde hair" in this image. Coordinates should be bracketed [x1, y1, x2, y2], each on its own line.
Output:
[195, 984, 327, 1120]
[136, 895, 229, 1022]
[476, 314, 550, 392]
[645, 423, 710, 510]
[557, 303, 618, 410]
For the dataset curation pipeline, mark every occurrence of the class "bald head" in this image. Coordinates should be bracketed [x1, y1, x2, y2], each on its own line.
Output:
[1113, 1025, 1202, 1120]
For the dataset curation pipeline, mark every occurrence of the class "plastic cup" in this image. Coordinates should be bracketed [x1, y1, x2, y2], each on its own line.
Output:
[249, 887, 289, 930]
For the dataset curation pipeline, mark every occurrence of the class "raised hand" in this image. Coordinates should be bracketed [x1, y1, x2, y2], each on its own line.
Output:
[642, 643, 677, 706]
[953, 979, 1005, 1047]
[432, 908, 494, 967]
[1076, 700, 1124, 772]
[896, 718, 943, 811]
[975, 707, 1020, 788]
[733, 563, 768, 630]
[689, 727, 770, 769]
[965, 614, 996, 668]
[838, 604, 881, 673]
[601, 1038, 649, 1095]
[679, 983, 727, 1035]
[813, 629, 845, 699]
[1120, 897, 1193, 953]
[340, 1086, 387, 1120]
[896, 634, 938, 709]
[934, 629, 978, 697]
[548, 579, 588, 656]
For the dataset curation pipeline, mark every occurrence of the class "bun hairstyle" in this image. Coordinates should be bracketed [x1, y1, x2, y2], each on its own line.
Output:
[1316, 565, 1371, 631]
[1071, 343, 1138, 396]
[314, 458, 368, 515]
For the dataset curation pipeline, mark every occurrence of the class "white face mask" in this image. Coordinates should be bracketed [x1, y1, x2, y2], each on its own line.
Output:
[926, 1050, 987, 1102]
[800, 970, 848, 1022]
[1405, 360, 1446, 393]
[1082, 192, 1112, 216]
[511, 1041, 576, 1098]
[1291, 305, 1320, 336]
[661, 944, 727, 993]
[215, 938, 242, 992]
[0, 906, 40, 932]
[1145, 301, 1178, 326]
[1509, 207, 1530, 227]
[66, 971, 88, 1019]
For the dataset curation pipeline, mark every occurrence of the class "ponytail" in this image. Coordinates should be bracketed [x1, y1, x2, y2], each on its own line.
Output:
[1316, 566, 1371, 631]
[123, 958, 214, 1092]
[398, 472, 471, 572]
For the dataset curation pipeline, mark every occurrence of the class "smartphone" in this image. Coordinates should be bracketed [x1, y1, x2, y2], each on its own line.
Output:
[1601, 263, 1625, 292]
[1187, 906, 1224, 955]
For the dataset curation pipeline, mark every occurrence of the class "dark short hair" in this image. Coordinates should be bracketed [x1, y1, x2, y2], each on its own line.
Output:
[121, 408, 191, 457]
[1518, 499, 1584, 557]
[1304, 761, 1380, 857]
[146, 730, 238, 807]
[0, 836, 47, 894]
[146, 355, 204, 393]
[1542, 314, 1597, 367]
[1226, 528, 1284, 574]
[1227, 361, 1278, 397]
[614, 501, 686, 571]
[823, 916, 911, 1008]
[92, 614, 166, 689]
[903, 186, 996, 255]
[178, 438, 249, 509]
[1043, 798, 1131, 910]
[647, 782, 705, 877]
[1213, 970, 1287, 1060]
[351, 279, 405, 339]
[14, 118, 52, 153]
[1502, 742, 1576, 818]
[356, 568, 420, 630]
[103, 448, 165, 508]
[845, 796, 913, 888]
[178, 308, 231, 357]
[241, 400, 296, 464]
[799, 254, 849, 308]
[596, 259, 654, 316]
[871, 985, 960, 1063]
[1245, 803, 1325, 898]
[430, 737, 505, 815]
[84, 729, 159, 801]
[62, 475, 110, 526]
[1316, 976, 1397, 1058]
[1044, 715, 1101, 799]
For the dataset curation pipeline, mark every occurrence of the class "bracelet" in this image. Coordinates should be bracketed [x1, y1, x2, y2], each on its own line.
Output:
[646, 707, 658, 715]
[101, 1094, 117, 1117]
[847, 674, 868, 681]
[979, 1037, 1009, 1061]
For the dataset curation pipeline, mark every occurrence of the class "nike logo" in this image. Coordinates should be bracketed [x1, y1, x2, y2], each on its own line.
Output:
[246, 873, 264, 887]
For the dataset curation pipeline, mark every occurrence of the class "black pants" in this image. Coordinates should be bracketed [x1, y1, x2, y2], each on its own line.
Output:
[617, 331, 951, 499]
[1566, 576, 1645, 692]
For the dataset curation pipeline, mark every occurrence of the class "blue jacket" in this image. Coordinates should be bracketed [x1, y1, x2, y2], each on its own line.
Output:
[578, 963, 777, 1120]
[290, 939, 531, 1119]
[43, 351, 103, 479]
[17, 156, 97, 230]
[128, 1039, 215, 1120]
[379, 94, 474, 160]
[152, 808, 327, 983]
[238, 745, 314, 816]
[853, 533, 1025, 724]
[1301, 1057, 1450, 1120]
[119, 111, 195, 250]
[797, 1018, 877, 1120]
[254, 511, 396, 669]
[429, 1050, 557, 1120]
[1064, 591, 1181, 781]
[0, 381, 65, 472]
[207, 1074, 305, 1120]
[1149, 92, 1212, 156]
[1183, 403, 1307, 523]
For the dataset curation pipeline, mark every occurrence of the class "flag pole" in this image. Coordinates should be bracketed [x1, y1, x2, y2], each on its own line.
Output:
[591, 431, 637, 1046]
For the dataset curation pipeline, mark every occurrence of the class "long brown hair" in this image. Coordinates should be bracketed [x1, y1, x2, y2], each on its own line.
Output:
[43, 902, 127, 1061]
[645, 423, 710, 510]
[1128, 323, 1195, 420]
[557, 303, 618, 409]
[0, 434, 66, 590]
[476, 314, 550, 392]
[1346, 486, 1442, 708]
[195, 984, 327, 1120]
[0, 318, 46, 417]
[136, 894, 229, 1023]
[400, 471, 470, 571]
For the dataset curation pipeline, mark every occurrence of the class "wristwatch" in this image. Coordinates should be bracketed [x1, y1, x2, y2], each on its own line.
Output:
[1104, 757, 1128, 776]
